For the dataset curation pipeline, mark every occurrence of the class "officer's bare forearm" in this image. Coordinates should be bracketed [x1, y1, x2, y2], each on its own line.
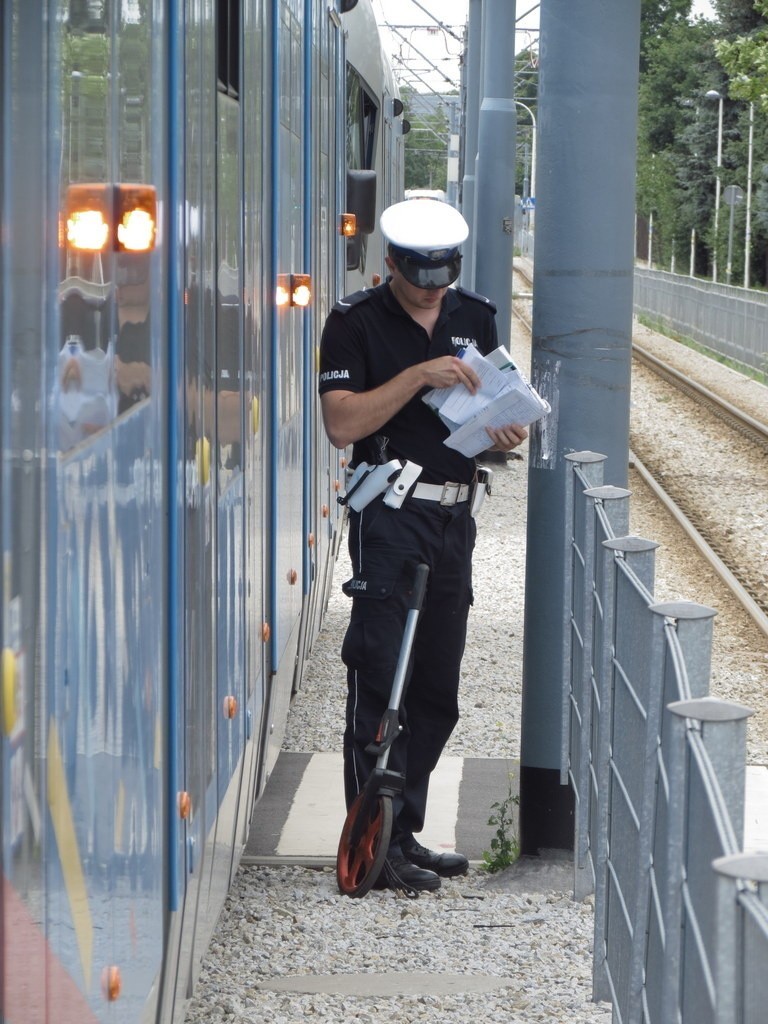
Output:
[320, 367, 427, 449]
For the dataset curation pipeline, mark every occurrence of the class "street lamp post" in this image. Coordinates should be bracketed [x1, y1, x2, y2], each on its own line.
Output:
[724, 184, 745, 285]
[705, 89, 724, 282]
[514, 100, 537, 257]
[745, 101, 754, 288]
[514, 100, 537, 199]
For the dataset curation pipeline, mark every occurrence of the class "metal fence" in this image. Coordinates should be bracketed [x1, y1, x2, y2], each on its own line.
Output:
[633, 268, 768, 376]
[562, 450, 768, 1024]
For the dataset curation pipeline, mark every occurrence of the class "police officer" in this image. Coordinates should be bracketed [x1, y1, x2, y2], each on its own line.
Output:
[319, 198, 527, 892]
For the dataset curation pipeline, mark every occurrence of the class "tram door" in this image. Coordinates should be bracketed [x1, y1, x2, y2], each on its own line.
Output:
[175, 0, 266, 999]
[176, 0, 219, 993]
[265, 0, 307, 772]
[240, 1, 269, 827]
[202, 29, 247, 938]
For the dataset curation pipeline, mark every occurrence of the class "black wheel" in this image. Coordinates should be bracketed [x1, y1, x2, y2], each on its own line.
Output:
[336, 791, 393, 898]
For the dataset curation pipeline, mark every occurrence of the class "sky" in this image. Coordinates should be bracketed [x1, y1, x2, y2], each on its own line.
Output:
[372, 0, 718, 93]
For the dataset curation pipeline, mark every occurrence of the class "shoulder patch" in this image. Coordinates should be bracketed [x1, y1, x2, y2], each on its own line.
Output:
[332, 289, 373, 315]
[454, 285, 497, 313]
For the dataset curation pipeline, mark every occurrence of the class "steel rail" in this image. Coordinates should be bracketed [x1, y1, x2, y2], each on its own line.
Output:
[629, 451, 768, 642]
[632, 343, 768, 451]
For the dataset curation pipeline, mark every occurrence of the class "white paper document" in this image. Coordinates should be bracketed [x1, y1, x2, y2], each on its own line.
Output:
[423, 344, 550, 458]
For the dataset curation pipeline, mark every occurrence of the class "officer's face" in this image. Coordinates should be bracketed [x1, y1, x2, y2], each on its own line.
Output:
[386, 258, 448, 310]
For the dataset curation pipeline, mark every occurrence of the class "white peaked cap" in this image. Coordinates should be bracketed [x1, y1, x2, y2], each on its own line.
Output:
[380, 198, 469, 256]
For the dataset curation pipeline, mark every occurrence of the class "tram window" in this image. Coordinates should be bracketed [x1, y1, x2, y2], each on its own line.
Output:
[346, 68, 379, 272]
[346, 67, 378, 173]
[217, 0, 240, 99]
[361, 91, 377, 170]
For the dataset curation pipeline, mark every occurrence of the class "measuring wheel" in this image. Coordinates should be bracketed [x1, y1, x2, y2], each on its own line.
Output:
[336, 789, 393, 898]
[336, 563, 430, 898]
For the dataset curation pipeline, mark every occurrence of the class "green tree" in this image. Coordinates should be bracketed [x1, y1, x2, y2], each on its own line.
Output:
[633, 0, 768, 285]
[712, 0, 765, 34]
[640, 0, 693, 72]
[716, 0, 768, 111]
[401, 86, 450, 191]
[636, 15, 720, 269]
[715, 1, 768, 283]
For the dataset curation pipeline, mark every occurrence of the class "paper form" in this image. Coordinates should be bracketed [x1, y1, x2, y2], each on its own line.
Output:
[423, 344, 550, 457]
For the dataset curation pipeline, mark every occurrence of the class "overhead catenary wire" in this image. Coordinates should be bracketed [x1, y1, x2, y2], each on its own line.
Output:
[405, 0, 464, 44]
[387, 22, 460, 90]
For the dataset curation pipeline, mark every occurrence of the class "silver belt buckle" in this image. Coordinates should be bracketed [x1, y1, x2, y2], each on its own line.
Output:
[440, 481, 461, 506]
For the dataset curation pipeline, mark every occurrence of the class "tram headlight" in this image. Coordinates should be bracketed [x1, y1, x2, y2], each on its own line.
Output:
[67, 209, 110, 251]
[276, 273, 312, 307]
[115, 185, 157, 252]
[291, 274, 312, 307]
[64, 183, 110, 251]
[63, 183, 157, 252]
[275, 274, 291, 307]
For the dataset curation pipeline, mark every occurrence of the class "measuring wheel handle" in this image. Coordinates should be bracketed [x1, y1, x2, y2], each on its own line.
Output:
[408, 562, 429, 613]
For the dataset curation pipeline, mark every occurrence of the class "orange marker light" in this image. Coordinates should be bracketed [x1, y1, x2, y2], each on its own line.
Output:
[101, 966, 122, 1002]
[339, 213, 357, 237]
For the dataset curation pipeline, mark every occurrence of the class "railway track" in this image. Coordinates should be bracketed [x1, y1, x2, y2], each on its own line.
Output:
[510, 262, 768, 642]
[631, 343, 768, 455]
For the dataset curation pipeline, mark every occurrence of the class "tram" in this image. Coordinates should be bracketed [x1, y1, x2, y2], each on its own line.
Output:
[0, 1, 404, 1020]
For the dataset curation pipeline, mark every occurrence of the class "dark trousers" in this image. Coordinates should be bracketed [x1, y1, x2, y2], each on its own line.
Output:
[341, 496, 476, 842]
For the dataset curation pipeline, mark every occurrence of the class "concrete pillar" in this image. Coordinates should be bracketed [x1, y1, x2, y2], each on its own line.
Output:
[473, 0, 516, 335]
[519, 0, 641, 855]
[460, 0, 482, 289]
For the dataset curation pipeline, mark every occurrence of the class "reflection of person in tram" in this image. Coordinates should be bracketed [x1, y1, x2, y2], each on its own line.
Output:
[56, 275, 117, 451]
[190, 265, 243, 465]
[215, 287, 242, 452]
[115, 252, 152, 413]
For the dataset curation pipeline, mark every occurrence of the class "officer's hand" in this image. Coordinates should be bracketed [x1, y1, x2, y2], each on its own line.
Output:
[422, 356, 481, 393]
[485, 423, 528, 452]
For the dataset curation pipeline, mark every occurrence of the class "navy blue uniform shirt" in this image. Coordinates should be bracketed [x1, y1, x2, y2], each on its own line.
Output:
[318, 281, 498, 485]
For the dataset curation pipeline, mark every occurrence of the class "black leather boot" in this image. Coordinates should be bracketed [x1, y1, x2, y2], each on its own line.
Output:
[400, 835, 469, 878]
[372, 844, 441, 892]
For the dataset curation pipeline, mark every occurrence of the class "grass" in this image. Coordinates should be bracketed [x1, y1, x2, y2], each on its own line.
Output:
[636, 312, 768, 386]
